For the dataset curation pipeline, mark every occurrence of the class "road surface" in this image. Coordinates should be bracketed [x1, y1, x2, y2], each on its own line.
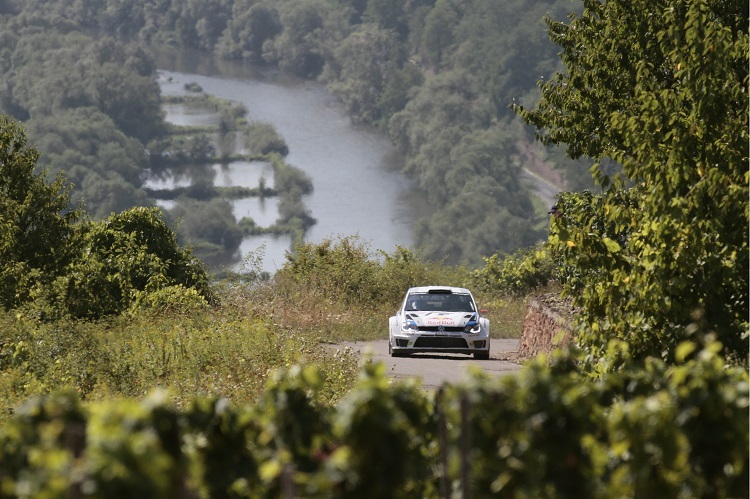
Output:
[334, 339, 523, 389]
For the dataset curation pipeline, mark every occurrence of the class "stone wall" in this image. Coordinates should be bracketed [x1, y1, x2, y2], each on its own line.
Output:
[518, 294, 575, 357]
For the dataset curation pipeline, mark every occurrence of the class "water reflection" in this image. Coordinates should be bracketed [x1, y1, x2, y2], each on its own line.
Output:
[144, 162, 218, 189]
[163, 103, 219, 127]
[211, 161, 274, 189]
[232, 197, 279, 227]
[143, 171, 193, 190]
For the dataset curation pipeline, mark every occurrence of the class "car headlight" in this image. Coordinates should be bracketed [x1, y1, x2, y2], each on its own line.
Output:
[464, 315, 481, 333]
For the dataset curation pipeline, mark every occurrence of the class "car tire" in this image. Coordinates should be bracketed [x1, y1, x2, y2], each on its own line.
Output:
[473, 351, 490, 360]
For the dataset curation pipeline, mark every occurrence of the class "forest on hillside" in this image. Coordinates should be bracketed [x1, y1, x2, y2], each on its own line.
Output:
[0, 0, 593, 267]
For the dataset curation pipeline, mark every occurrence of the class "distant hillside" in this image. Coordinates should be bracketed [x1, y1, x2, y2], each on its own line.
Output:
[0, 0, 591, 266]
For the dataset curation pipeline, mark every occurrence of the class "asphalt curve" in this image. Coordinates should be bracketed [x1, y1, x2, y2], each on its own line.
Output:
[334, 339, 523, 390]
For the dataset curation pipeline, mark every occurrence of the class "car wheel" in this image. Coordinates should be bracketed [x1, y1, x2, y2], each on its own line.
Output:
[473, 351, 490, 360]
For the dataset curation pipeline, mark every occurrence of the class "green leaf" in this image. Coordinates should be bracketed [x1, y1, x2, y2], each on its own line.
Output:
[602, 237, 621, 254]
[675, 342, 697, 362]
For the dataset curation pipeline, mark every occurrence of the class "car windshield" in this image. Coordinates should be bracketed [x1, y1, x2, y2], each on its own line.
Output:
[405, 292, 475, 312]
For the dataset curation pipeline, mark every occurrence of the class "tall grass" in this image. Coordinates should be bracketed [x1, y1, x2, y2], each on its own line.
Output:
[0, 237, 534, 425]
[0, 306, 359, 426]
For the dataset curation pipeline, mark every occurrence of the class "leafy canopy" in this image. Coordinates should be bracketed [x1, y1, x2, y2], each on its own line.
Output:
[0, 117, 81, 310]
[516, 0, 749, 368]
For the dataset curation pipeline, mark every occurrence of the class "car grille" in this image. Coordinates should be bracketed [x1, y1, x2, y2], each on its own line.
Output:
[414, 337, 469, 348]
[417, 326, 465, 333]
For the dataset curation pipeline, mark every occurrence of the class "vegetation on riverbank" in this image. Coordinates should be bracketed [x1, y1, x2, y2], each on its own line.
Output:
[0, 10, 317, 269]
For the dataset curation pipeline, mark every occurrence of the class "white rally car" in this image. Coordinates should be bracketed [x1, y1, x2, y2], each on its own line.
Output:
[388, 286, 490, 359]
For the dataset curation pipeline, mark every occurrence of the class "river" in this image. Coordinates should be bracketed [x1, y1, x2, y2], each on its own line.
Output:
[148, 48, 416, 273]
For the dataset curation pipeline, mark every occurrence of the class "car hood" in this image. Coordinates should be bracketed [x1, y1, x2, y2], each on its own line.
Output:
[404, 311, 476, 327]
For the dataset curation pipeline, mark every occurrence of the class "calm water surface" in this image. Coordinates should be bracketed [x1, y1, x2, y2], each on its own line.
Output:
[151, 49, 415, 273]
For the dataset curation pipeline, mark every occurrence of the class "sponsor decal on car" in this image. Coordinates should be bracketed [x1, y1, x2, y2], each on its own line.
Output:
[427, 316, 455, 326]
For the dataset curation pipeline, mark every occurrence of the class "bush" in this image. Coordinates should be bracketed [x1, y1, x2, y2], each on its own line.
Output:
[277, 237, 468, 309]
[25, 207, 216, 320]
[0, 342, 746, 497]
[245, 122, 289, 156]
[129, 284, 211, 316]
[277, 236, 381, 305]
[0, 302, 361, 426]
[472, 244, 559, 296]
[0, 118, 82, 311]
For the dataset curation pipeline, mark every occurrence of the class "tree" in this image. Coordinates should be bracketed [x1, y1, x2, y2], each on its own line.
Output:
[0, 118, 214, 318]
[80, 171, 153, 219]
[326, 23, 404, 123]
[54, 207, 216, 319]
[363, 0, 409, 39]
[28, 107, 147, 186]
[420, 0, 458, 68]
[0, 117, 81, 309]
[516, 0, 748, 368]
[216, 3, 282, 63]
[453, 0, 570, 118]
[263, 0, 337, 78]
[171, 198, 244, 254]
[173, 0, 231, 51]
[7, 31, 165, 142]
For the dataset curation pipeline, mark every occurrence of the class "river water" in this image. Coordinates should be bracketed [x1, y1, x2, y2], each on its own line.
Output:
[148, 48, 415, 273]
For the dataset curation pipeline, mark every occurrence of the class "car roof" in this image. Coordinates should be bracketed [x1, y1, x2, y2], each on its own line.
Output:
[407, 286, 473, 295]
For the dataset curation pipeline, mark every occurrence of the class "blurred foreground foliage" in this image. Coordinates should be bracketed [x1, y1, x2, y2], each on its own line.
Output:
[0, 342, 746, 498]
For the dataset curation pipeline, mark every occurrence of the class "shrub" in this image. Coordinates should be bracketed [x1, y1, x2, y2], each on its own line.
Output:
[0, 117, 82, 311]
[32, 207, 215, 320]
[277, 236, 380, 305]
[277, 237, 468, 309]
[245, 122, 289, 156]
[129, 284, 211, 316]
[472, 243, 559, 297]
[0, 342, 746, 497]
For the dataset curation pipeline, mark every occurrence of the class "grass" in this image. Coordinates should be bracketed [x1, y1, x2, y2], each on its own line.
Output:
[0, 240, 536, 426]
[479, 295, 529, 339]
[0, 299, 361, 426]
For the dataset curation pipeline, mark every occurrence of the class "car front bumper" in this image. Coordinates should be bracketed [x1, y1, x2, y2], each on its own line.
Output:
[391, 330, 490, 355]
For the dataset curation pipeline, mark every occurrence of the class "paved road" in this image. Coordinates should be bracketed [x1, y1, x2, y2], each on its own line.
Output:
[335, 339, 523, 389]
